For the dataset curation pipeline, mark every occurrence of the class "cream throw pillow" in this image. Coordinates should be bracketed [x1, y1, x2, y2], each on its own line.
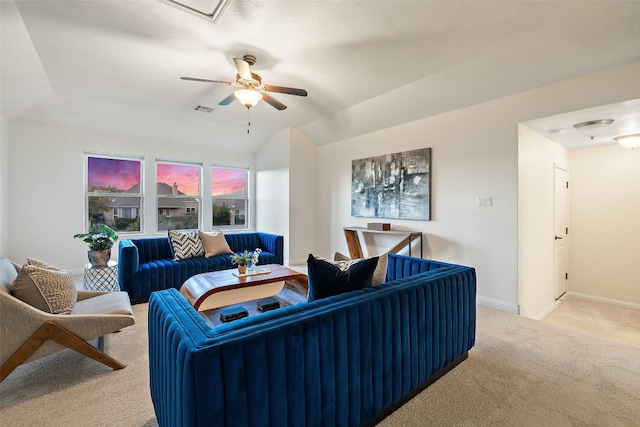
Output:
[26, 257, 64, 271]
[333, 252, 388, 286]
[11, 261, 77, 314]
[198, 230, 233, 258]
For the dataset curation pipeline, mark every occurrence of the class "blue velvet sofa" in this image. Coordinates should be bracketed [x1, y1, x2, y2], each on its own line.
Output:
[148, 254, 476, 427]
[118, 232, 283, 301]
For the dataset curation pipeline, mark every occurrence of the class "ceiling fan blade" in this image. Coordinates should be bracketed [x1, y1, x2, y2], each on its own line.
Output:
[180, 77, 233, 85]
[264, 85, 308, 97]
[261, 93, 287, 110]
[219, 92, 236, 106]
[233, 58, 252, 81]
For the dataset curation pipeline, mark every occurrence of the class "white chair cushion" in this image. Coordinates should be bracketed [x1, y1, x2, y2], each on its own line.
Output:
[72, 291, 133, 316]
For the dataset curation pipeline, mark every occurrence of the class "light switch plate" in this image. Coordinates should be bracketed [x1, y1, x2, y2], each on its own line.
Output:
[477, 197, 493, 207]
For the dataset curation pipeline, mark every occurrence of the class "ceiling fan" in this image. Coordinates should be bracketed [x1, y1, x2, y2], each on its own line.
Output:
[180, 55, 308, 111]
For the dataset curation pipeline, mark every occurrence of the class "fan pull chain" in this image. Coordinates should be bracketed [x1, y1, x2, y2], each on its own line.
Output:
[247, 108, 251, 134]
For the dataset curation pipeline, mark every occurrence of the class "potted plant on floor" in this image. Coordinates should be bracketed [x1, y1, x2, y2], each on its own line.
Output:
[230, 250, 250, 274]
[74, 223, 118, 267]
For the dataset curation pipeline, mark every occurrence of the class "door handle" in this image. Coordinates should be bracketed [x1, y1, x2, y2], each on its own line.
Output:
[555, 236, 563, 240]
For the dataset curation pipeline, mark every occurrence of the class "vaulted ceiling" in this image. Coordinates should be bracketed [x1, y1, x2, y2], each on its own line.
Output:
[2, 0, 640, 152]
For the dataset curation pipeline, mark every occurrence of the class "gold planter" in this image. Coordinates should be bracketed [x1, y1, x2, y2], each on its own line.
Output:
[238, 265, 247, 274]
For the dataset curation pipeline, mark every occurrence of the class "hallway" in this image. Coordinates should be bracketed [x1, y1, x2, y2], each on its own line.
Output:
[542, 296, 640, 348]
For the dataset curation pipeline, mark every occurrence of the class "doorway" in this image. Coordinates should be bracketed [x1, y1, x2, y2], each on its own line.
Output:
[553, 166, 568, 300]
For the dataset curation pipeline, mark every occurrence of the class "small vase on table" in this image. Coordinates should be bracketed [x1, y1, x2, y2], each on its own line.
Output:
[249, 248, 262, 273]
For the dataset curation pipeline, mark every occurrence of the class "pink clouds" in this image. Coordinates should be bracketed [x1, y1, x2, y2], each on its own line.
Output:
[157, 163, 200, 196]
[88, 158, 245, 197]
[212, 167, 246, 196]
[88, 157, 140, 190]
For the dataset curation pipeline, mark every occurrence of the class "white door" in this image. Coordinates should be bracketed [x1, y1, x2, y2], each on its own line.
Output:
[553, 166, 568, 300]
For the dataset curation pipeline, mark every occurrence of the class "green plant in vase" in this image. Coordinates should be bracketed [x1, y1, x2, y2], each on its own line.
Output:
[74, 223, 118, 267]
[230, 250, 250, 274]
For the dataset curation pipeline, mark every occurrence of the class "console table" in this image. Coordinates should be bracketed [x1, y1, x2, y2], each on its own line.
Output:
[343, 227, 423, 259]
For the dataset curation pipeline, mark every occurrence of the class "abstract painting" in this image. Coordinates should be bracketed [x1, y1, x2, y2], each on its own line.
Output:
[351, 148, 431, 220]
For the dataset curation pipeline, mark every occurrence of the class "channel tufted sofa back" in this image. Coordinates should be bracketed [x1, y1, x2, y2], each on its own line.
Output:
[148, 255, 476, 427]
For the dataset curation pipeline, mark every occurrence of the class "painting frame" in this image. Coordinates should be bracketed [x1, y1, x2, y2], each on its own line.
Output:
[351, 148, 431, 221]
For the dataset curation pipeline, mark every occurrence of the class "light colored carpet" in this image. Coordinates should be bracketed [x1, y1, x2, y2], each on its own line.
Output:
[1, 305, 639, 426]
[542, 296, 640, 348]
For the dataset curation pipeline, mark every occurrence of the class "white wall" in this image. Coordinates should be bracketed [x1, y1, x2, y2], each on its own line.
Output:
[8, 121, 253, 273]
[317, 101, 519, 312]
[288, 129, 317, 265]
[569, 145, 640, 306]
[255, 128, 290, 261]
[517, 125, 568, 318]
[0, 114, 8, 256]
[317, 62, 640, 313]
[255, 128, 318, 265]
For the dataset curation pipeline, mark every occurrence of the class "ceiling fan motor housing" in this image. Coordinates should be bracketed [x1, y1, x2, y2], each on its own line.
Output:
[181, 54, 307, 112]
[236, 72, 262, 89]
[242, 55, 257, 66]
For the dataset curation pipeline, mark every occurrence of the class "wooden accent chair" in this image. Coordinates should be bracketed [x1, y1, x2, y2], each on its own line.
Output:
[0, 258, 135, 382]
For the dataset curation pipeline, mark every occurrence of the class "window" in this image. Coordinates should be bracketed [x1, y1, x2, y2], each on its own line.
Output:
[157, 161, 201, 231]
[212, 166, 248, 228]
[86, 155, 142, 233]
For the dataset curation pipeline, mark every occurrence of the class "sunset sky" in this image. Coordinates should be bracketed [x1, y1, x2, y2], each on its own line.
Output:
[157, 163, 200, 195]
[88, 157, 244, 196]
[88, 157, 140, 190]
[212, 167, 246, 196]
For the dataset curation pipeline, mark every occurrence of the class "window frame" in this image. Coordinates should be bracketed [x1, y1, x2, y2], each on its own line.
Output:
[84, 152, 144, 234]
[211, 165, 250, 230]
[156, 159, 203, 232]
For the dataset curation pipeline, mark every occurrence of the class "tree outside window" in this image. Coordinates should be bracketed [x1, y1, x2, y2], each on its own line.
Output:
[212, 167, 248, 228]
[86, 155, 142, 233]
[157, 162, 201, 231]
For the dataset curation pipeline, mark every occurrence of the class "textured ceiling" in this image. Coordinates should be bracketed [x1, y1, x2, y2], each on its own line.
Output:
[523, 99, 640, 150]
[2, 0, 640, 152]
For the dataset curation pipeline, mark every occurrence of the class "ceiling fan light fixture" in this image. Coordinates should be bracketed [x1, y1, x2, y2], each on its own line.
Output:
[572, 119, 614, 140]
[234, 89, 262, 109]
[614, 134, 640, 149]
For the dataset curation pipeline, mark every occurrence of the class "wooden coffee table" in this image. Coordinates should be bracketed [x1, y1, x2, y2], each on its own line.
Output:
[180, 264, 308, 312]
[198, 280, 308, 327]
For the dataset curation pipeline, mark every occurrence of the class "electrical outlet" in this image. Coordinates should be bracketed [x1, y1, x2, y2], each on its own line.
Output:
[477, 197, 493, 207]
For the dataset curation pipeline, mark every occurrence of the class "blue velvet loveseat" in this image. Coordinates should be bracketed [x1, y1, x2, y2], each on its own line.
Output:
[118, 232, 283, 301]
[148, 254, 476, 427]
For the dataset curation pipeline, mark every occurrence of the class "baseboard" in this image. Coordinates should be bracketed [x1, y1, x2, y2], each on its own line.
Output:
[476, 295, 518, 314]
[567, 292, 640, 311]
[533, 299, 563, 321]
[286, 258, 307, 267]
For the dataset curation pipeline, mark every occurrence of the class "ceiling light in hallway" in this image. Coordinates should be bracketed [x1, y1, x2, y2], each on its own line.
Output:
[614, 134, 640, 149]
[572, 119, 614, 140]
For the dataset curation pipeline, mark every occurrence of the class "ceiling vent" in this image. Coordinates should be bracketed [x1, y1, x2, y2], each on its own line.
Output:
[193, 105, 214, 113]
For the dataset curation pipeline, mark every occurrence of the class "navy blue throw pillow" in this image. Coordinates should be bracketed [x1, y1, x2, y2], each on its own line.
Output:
[307, 254, 379, 302]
